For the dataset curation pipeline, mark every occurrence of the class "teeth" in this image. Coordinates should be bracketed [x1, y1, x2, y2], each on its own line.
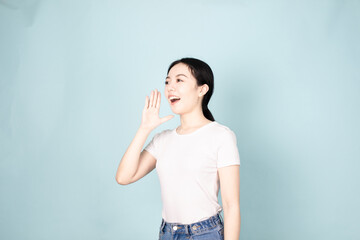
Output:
[169, 96, 180, 100]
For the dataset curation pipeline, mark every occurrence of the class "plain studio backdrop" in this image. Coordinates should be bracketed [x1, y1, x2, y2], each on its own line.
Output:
[0, 0, 359, 239]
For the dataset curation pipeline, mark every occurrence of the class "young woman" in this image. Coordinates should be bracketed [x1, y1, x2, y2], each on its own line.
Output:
[115, 58, 241, 240]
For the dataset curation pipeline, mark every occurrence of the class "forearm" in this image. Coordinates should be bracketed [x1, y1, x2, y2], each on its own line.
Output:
[115, 126, 151, 184]
[223, 205, 240, 240]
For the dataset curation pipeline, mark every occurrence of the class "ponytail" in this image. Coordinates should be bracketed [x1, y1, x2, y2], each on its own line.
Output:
[202, 105, 215, 121]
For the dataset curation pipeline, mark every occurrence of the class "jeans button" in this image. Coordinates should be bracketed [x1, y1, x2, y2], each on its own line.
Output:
[173, 226, 178, 231]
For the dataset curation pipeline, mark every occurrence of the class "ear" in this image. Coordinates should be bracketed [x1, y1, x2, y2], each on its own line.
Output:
[199, 84, 209, 97]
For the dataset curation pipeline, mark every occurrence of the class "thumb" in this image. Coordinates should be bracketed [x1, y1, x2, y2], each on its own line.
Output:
[160, 115, 174, 124]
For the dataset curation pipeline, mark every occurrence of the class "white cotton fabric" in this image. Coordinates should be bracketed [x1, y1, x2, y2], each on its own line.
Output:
[144, 121, 240, 224]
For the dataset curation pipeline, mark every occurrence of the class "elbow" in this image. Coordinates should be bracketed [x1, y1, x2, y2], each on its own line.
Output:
[115, 176, 131, 185]
[223, 202, 240, 210]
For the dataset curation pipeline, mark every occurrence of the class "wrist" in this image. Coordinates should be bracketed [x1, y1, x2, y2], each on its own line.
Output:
[138, 124, 153, 134]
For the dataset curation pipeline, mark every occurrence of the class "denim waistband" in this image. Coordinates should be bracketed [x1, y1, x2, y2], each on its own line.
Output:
[160, 212, 223, 235]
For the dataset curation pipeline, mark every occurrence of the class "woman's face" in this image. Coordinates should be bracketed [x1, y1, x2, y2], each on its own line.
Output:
[164, 63, 206, 115]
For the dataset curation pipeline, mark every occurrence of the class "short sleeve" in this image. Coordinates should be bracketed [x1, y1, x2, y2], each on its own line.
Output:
[144, 132, 160, 159]
[217, 129, 241, 168]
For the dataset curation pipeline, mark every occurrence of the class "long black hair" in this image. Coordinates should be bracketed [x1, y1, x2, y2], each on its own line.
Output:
[167, 57, 215, 121]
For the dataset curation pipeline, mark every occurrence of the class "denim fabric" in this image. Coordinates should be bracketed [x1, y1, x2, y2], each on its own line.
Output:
[158, 213, 224, 240]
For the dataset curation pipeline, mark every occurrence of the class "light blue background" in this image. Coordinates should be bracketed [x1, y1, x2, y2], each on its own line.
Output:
[1, 0, 359, 239]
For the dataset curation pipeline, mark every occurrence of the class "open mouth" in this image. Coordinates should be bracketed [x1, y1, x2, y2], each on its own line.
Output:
[169, 96, 181, 104]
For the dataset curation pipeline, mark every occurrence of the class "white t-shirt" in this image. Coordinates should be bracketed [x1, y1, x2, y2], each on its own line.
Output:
[144, 121, 240, 224]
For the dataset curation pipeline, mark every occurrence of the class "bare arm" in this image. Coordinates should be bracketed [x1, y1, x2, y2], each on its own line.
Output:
[115, 89, 173, 185]
[218, 165, 240, 240]
[115, 126, 152, 185]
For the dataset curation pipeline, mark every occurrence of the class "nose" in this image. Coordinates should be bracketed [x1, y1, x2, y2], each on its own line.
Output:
[167, 82, 175, 92]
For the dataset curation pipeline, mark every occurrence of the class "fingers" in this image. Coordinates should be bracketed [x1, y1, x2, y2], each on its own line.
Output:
[144, 95, 149, 110]
[145, 89, 161, 110]
[153, 89, 159, 108]
[150, 90, 155, 107]
[148, 89, 160, 108]
[155, 91, 161, 109]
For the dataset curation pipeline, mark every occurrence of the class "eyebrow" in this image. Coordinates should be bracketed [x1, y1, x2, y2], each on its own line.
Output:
[166, 74, 188, 79]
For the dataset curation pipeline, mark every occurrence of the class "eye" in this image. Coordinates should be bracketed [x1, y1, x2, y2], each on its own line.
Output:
[177, 79, 183, 82]
[164, 81, 168, 85]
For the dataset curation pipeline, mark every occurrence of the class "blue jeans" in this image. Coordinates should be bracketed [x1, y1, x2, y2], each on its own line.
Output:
[158, 213, 224, 240]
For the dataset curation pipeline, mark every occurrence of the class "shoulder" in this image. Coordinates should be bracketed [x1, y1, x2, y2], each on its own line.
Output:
[207, 122, 238, 147]
[153, 128, 173, 140]
[211, 121, 237, 136]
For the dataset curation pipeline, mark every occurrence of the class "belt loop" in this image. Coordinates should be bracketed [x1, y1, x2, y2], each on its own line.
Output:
[218, 212, 224, 225]
[160, 219, 166, 233]
[185, 224, 189, 235]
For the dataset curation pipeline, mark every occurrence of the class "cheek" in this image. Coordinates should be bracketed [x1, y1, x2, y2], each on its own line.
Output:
[182, 91, 199, 105]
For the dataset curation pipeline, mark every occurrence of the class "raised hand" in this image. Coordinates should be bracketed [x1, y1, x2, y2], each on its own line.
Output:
[140, 89, 174, 131]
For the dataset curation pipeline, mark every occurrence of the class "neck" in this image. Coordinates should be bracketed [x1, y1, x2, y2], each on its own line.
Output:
[179, 107, 211, 130]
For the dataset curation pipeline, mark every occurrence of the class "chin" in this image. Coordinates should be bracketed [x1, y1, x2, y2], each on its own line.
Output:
[171, 109, 181, 115]
[170, 107, 184, 115]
